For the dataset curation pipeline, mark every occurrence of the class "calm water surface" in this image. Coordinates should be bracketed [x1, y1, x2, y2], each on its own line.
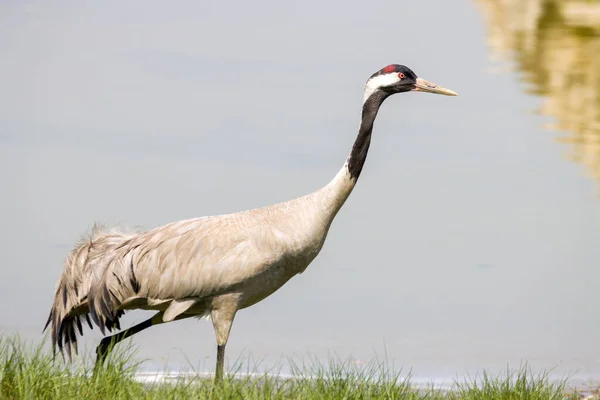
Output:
[1, 0, 599, 385]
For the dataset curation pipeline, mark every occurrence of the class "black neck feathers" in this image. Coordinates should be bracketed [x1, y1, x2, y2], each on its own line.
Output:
[347, 90, 388, 180]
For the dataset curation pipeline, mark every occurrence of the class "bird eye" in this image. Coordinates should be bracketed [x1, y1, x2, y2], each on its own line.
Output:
[398, 72, 406, 79]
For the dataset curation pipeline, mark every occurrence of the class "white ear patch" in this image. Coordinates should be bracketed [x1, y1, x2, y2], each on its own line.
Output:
[363, 73, 401, 103]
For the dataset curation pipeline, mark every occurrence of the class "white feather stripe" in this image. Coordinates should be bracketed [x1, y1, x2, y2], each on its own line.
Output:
[363, 73, 401, 103]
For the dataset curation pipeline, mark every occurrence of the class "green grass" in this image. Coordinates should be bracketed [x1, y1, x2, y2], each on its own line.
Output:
[0, 334, 584, 399]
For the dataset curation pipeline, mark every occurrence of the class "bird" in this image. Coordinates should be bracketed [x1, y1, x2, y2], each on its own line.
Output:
[44, 63, 457, 381]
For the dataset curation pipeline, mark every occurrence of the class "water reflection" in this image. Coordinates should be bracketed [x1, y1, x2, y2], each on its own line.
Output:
[474, 0, 600, 184]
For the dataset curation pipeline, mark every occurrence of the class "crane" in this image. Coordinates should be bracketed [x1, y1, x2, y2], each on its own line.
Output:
[44, 64, 457, 381]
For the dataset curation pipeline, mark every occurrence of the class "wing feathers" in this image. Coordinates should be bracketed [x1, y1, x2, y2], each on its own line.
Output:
[163, 299, 197, 322]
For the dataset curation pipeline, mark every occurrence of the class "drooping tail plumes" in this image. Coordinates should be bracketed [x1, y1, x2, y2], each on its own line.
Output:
[43, 224, 136, 360]
[87, 249, 141, 336]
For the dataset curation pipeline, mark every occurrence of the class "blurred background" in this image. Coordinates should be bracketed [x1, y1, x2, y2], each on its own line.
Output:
[1, 0, 599, 387]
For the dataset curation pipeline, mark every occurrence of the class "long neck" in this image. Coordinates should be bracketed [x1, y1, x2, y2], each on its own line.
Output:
[314, 89, 388, 218]
[347, 90, 388, 180]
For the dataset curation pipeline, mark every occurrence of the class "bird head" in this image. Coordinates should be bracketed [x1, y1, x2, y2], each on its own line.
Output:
[364, 64, 457, 100]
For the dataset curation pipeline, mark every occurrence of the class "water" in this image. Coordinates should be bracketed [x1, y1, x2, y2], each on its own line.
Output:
[1, 0, 599, 387]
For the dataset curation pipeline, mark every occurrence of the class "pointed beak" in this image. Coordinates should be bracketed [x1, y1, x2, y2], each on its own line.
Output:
[412, 77, 458, 96]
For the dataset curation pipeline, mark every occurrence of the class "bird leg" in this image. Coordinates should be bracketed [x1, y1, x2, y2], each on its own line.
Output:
[210, 302, 237, 383]
[94, 311, 199, 372]
[94, 312, 163, 372]
[93, 311, 196, 372]
[215, 344, 226, 382]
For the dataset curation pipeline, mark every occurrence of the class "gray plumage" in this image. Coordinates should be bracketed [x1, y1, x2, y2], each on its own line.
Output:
[45, 173, 351, 360]
[44, 64, 457, 379]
